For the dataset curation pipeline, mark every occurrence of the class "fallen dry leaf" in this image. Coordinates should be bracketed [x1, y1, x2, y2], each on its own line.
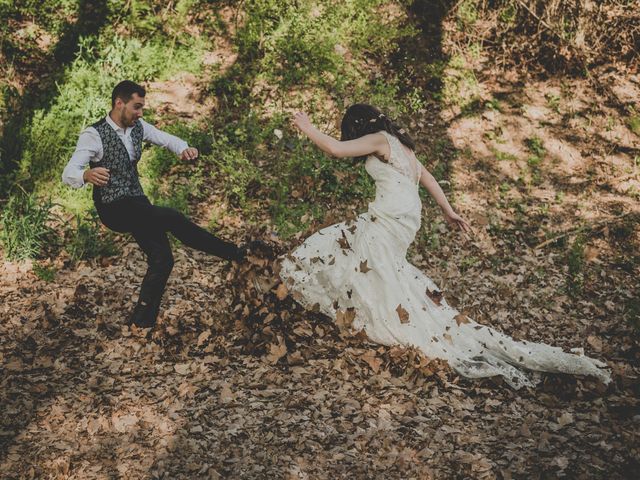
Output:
[275, 283, 289, 300]
[266, 337, 288, 364]
[396, 304, 410, 324]
[454, 313, 471, 326]
[426, 288, 443, 306]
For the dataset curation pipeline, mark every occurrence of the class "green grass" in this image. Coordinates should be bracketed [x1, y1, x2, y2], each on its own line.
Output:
[628, 114, 640, 136]
[491, 147, 518, 162]
[567, 234, 586, 297]
[66, 211, 120, 261]
[33, 262, 57, 282]
[0, 191, 54, 261]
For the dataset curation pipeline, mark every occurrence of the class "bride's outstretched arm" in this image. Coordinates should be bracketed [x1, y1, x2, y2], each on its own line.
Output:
[292, 112, 387, 159]
[419, 164, 471, 232]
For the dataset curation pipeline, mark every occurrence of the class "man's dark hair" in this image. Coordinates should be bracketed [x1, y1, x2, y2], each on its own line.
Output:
[111, 80, 146, 107]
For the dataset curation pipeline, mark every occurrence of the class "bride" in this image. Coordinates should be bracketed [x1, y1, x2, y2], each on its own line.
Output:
[278, 104, 611, 389]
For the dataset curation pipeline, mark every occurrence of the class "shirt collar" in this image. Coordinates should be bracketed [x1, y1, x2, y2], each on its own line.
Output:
[105, 114, 128, 135]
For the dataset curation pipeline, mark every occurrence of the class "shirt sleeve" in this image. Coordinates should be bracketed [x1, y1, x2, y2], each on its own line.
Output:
[140, 119, 189, 156]
[61, 127, 102, 188]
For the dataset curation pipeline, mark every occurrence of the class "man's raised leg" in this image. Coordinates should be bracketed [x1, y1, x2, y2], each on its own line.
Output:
[148, 205, 243, 261]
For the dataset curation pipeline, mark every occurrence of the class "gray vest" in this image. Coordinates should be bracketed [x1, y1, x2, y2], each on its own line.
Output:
[90, 118, 145, 205]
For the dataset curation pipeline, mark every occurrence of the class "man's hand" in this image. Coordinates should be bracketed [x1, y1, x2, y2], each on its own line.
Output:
[180, 147, 199, 161]
[83, 167, 110, 186]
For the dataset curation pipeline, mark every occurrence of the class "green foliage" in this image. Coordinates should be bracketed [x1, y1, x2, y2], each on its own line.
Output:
[33, 262, 57, 282]
[485, 98, 503, 112]
[206, 134, 261, 209]
[139, 123, 214, 215]
[456, 0, 478, 29]
[627, 114, 640, 136]
[525, 136, 545, 157]
[0, 191, 53, 260]
[525, 136, 545, 184]
[441, 55, 481, 110]
[224, 0, 411, 102]
[66, 211, 119, 261]
[491, 147, 517, 162]
[18, 33, 203, 199]
[545, 92, 561, 113]
[567, 234, 586, 296]
[234, 0, 405, 89]
[265, 128, 376, 238]
[498, 2, 517, 25]
[0, 0, 77, 37]
[205, 0, 415, 236]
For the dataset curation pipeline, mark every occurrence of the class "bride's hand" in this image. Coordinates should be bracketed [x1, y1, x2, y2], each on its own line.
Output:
[292, 111, 312, 132]
[444, 210, 472, 233]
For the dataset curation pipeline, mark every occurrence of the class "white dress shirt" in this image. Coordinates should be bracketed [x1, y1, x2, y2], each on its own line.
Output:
[61, 115, 189, 188]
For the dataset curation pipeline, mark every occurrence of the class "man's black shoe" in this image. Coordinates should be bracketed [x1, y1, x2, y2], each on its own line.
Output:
[127, 302, 158, 328]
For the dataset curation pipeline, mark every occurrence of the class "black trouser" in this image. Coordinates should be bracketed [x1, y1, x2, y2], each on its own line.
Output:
[96, 196, 240, 320]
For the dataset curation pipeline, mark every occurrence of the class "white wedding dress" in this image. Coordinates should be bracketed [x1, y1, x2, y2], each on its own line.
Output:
[279, 131, 611, 389]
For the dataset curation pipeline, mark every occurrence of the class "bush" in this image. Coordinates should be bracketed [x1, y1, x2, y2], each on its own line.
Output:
[0, 191, 54, 260]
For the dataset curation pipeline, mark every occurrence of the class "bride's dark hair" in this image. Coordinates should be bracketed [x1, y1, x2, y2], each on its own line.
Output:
[340, 103, 415, 160]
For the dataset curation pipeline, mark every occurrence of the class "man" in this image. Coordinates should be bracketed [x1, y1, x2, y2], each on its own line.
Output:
[62, 80, 244, 328]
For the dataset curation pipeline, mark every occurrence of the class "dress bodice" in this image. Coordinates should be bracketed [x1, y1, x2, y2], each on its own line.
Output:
[364, 131, 420, 185]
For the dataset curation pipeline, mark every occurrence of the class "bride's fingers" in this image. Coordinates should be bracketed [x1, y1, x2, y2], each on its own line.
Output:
[458, 220, 474, 239]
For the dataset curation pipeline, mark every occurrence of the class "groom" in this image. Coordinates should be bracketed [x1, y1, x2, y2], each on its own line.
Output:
[62, 80, 244, 328]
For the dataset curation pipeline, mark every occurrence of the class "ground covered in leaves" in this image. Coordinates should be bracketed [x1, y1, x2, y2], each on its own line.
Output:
[2, 1, 640, 479]
[0, 233, 638, 479]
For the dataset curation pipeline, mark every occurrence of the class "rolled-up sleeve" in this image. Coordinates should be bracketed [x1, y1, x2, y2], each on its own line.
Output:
[140, 119, 188, 156]
[62, 127, 102, 188]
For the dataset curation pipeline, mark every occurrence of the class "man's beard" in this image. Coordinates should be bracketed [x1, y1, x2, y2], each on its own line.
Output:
[121, 113, 135, 127]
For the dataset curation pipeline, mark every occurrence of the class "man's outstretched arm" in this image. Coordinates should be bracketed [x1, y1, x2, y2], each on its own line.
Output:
[140, 119, 197, 160]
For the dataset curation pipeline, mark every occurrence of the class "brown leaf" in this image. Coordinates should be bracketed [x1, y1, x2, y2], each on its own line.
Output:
[587, 335, 603, 352]
[455, 313, 471, 326]
[275, 283, 288, 300]
[196, 330, 211, 346]
[337, 230, 351, 250]
[112, 413, 138, 433]
[396, 304, 410, 324]
[287, 350, 304, 365]
[266, 337, 287, 364]
[219, 383, 234, 404]
[426, 288, 443, 306]
[174, 363, 191, 375]
[359, 260, 371, 273]
[558, 412, 574, 426]
[361, 350, 383, 373]
[336, 308, 356, 331]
